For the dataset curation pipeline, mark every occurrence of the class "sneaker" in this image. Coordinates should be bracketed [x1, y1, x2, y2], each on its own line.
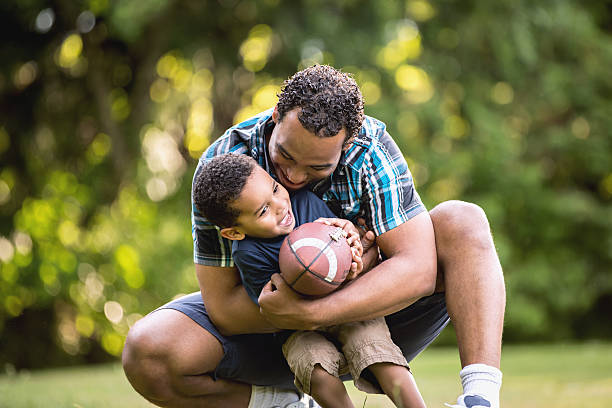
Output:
[280, 392, 321, 408]
[445, 394, 492, 408]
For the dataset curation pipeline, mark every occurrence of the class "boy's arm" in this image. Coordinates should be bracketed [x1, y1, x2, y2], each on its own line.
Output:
[195, 264, 279, 335]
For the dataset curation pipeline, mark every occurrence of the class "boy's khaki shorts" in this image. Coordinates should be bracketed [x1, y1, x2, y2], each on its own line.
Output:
[282, 317, 409, 394]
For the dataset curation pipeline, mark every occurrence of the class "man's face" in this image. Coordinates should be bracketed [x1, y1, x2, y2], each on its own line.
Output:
[268, 107, 347, 191]
[231, 165, 296, 238]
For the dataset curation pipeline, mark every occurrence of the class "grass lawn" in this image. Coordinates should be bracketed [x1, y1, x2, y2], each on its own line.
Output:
[1, 343, 611, 407]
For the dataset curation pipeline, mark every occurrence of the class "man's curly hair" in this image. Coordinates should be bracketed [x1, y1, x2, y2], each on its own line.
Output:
[193, 154, 257, 228]
[276, 65, 364, 143]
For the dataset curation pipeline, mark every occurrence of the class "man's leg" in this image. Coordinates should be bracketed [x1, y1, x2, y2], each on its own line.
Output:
[429, 200, 505, 406]
[122, 308, 250, 408]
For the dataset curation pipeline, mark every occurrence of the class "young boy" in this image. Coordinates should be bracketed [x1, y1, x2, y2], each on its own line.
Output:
[193, 153, 427, 408]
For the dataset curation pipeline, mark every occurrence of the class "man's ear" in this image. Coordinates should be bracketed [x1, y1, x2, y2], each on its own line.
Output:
[220, 227, 245, 241]
[342, 136, 354, 151]
[272, 105, 279, 124]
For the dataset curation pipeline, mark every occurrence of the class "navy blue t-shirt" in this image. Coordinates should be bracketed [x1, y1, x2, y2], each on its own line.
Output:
[233, 189, 336, 305]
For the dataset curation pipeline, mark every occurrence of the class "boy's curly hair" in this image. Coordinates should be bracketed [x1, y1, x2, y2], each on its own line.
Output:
[193, 154, 257, 228]
[276, 65, 364, 143]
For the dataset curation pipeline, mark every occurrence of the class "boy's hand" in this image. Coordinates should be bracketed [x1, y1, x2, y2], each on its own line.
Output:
[314, 218, 363, 279]
[356, 218, 379, 273]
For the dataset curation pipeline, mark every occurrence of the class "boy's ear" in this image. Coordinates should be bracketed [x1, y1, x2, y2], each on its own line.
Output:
[220, 227, 245, 241]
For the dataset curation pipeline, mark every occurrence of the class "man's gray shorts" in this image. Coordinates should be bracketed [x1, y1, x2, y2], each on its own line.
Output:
[158, 292, 449, 389]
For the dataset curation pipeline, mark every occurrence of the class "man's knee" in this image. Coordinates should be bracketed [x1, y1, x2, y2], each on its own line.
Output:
[430, 200, 492, 250]
[122, 309, 225, 405]
[122, 315, 175, 403]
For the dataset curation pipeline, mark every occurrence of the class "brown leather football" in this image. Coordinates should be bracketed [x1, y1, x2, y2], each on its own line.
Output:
[279, 222, 352, 296]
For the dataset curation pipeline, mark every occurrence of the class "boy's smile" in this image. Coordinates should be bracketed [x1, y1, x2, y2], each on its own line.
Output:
[227, 165, 296, 239]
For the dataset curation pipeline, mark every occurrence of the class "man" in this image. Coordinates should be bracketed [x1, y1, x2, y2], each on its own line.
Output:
[122, 65, 505, 408]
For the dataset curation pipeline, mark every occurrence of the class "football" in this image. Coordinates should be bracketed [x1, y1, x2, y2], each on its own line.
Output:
[278, 222, 353, 296]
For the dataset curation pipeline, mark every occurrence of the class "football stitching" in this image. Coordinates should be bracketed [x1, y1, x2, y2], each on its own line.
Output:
[286, 235, 340, 288]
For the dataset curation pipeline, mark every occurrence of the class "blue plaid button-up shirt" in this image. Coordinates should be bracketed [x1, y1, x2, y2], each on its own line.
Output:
[192, 108, 425, 267]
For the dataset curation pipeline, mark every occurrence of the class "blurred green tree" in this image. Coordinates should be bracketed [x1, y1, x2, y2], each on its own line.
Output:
[0, 0, 610, 368]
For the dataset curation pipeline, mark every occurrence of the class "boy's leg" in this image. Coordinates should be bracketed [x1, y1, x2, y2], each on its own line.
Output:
[123, 293, 304, 408]
[310, 364, 355, 408]
[369, 363, 425, 408]
[282, 331, 351, 408]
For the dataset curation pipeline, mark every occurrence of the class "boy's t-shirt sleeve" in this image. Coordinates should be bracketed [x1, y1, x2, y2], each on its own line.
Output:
[233, 246, 280, 305]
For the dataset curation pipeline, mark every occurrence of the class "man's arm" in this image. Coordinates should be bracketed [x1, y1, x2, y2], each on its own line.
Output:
[258, 210, 437, 330]
[195, 264, 278, 335]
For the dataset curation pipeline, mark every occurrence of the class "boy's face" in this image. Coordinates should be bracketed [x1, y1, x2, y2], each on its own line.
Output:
[268, 107, 347, 191]
[222, 165, 296, 240]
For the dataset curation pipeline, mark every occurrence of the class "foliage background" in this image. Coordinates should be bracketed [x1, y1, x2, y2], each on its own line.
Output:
[1, 0, 610, 369]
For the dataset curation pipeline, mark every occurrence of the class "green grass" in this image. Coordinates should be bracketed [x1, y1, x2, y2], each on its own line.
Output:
[1, 343, 611, 407]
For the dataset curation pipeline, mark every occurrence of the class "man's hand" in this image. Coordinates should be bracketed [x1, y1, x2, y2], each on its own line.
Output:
[314, 217, 363, 279]
[258, 273, 318, 330]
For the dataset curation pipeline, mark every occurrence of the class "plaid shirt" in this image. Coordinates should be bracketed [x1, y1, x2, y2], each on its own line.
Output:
[192, 109, 425, 267]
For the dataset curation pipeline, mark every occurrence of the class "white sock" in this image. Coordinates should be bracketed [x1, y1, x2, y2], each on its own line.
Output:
[248, 385, 301, 408]
[460, 364, 502, 408]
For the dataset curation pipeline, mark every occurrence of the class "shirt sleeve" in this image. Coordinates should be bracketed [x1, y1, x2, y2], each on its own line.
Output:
[233, 248, 280, 305]
[363, 131, 426, 236]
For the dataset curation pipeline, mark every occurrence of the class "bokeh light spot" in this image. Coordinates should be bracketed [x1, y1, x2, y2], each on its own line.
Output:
[101, 331, 124, 356]
[361, 81, 381, 105]
[39, 263, 58, 286]
[86, 132, 111, 164]
[75, 314, 95, 337]
[35, 8, 55, 33]
[146, 177, 168, 202]
[58, 34, 83, 69]
[115, 244, 139, 272]
[5, 296, 23, 317]
[253, 84, 279, 110]
[76, 11, 96, 33]
[491, 82, 514, 105]
[157, 53, 178, 79]
[571, 117, 590, 139]
[14, 61, 38, 89]
[14, 232, 33, 255]
[89, 0, 109, 14]
[397, 111, 420, 139]
[599, 173, 612, 199]
[407, 0, 437, 21]
[58, 220, 80, 247]
[104, 300, 124, 324]
[150, 78, 171, 103]
[124, 268, 145, 289]
[143, 127, 187, 175]
[395, 64, 434, 104]
[444, 115, 469, 139]
[240, 24, 273, 72]
[191, 69, 214, 96]
[110, 88, 131, 121]
[0, 237, 15, 262]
